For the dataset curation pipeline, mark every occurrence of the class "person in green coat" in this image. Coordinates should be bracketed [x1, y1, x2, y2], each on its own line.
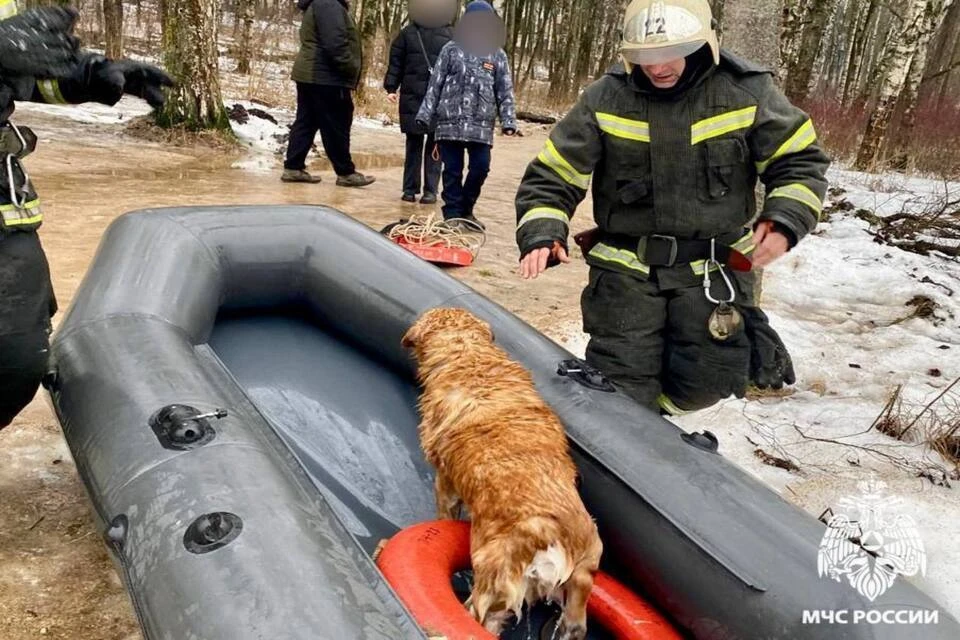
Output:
[282, 0, 375, 187]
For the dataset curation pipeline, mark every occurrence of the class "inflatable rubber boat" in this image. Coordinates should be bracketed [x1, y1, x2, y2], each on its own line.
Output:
[46, 205, 959, 640]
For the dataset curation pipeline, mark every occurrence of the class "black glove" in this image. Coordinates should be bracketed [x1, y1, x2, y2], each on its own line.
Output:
[0, 7, 80, 79]
[111, 59, 174, 108]
[742, 306, 796, 390]
[83, 57, 174, 109]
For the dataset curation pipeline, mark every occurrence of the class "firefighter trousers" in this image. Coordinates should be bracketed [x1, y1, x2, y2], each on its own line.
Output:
[580, 265, 755, 415]
[0, 231, 56, 429]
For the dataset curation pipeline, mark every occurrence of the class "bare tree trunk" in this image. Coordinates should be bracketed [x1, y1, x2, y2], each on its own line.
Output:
[156, 0, 231, 132]
[842, 0, 879, 104]
[718, 0, 784, 69]
[854, 0, 928, 171]
[102, 0, 123, 59]
[354, 0, 378, 103]
[900, 0, 955, 139]
[784, 0, 840, 101]
[780, 0, 810, 80]
[236, 0, 255, 74]
[926, 0, 960, 107]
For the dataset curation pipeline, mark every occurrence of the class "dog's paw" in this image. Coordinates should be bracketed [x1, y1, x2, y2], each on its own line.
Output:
[554, 619, 587, 640]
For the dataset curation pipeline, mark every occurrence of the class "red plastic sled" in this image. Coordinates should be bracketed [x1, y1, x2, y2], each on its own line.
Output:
[393, 236, 476, 267]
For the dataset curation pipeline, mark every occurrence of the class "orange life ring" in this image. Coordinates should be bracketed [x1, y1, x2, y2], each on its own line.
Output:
[375, 519, 683, 640]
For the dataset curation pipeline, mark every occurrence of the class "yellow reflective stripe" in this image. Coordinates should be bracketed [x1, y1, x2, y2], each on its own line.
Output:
[690, 106, 757, 145]
[658, 394, 690, 416]
[537, 140, 590, 190]
[37, 79, 67, 105]
[756, 119, 817, 174]
[0, 0, 18, 19]
[0, 198, 42, 226]
[596, 112, 650, 142]
[517, 206, 569, 229]
[768, 183, 823, 218]
[588, 242, 650, 274]
[690, 231, 755, 275]
[732, 230, 755, 253]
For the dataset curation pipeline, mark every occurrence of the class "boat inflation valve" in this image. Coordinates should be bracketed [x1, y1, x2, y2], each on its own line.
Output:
[681, 430, 720, 454]
[104, 514, 129, 550]
[557, 359, 616, 392]
[41, 368, 60, 393]
[183, 512, 243, 555]
[149, 404, 226, 451]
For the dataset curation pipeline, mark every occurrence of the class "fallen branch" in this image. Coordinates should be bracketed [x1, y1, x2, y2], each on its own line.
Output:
[516, 110, 557, 125]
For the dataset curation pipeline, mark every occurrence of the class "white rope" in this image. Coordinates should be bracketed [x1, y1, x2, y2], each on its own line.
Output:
[386, 211, 487, 260]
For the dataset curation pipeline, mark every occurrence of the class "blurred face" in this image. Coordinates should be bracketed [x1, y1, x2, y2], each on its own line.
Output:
[639, 58, 686, 88]
[409, 0, 458, 28]
[453, 10, 505, 56]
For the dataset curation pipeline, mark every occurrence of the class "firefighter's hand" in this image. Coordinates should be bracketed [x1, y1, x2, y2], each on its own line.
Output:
[86, 58, 173, 109]
[0, 6, 80, 79]
[113, 60, 175, 108]
[752, 221, 790, 268]
[520, 242, 570, 280]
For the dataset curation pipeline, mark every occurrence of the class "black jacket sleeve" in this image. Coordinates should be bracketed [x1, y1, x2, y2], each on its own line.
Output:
[26, 52, 120, 106]
[383, 29, 406, 93]
[316, 0, 360, 83]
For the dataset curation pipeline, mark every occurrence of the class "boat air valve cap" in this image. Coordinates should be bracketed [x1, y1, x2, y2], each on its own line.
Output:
[149, 404, 225, 451]
[183, 512, 243, 554]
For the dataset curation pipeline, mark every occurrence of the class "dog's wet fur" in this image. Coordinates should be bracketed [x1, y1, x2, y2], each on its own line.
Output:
[402, 307, 603, 639]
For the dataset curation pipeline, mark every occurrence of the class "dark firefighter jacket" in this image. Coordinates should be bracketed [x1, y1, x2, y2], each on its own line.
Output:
[514, 49, 831, 281]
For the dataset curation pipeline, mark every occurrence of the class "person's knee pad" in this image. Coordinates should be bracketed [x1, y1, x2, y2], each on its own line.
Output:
[0, 328, 51, 429]
[662, 334, 751, 412]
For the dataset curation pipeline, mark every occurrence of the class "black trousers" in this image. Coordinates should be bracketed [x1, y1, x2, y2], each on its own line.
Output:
[581, 266, 755, 415]
[403, 133, 441, 197]
[284, 82, 356, 176]
[0, 231, 55, 429]
[437, 141, 491, 219]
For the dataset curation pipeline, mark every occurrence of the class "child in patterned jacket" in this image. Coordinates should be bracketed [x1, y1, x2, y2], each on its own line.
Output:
[415, 0, 517, 230]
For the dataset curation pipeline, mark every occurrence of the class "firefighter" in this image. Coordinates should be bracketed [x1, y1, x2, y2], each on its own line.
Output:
[0, 3, 173, 429]
[514, 0, 830, 415]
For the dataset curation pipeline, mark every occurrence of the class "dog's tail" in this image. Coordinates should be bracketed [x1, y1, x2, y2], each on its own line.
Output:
[471, 516, 575, 624]
[524, 540, 574, 603]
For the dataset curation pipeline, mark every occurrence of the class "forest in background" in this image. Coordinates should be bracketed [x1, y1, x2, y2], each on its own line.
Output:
[19, 0, 960, 177]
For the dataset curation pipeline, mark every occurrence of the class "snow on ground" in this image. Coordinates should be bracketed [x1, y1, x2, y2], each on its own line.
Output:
[554, 166, 960, 618]
[227, 99, 400, 171]
[14, 95, 154, 125]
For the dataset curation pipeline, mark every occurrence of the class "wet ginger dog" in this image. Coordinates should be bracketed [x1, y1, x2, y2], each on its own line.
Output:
[401, 307, 603, 639]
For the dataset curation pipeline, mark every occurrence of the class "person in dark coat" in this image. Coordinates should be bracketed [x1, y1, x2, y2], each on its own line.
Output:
[281, 0, 375, 188]
[383, 15, 453, 204]
[415, 1, 517, 229]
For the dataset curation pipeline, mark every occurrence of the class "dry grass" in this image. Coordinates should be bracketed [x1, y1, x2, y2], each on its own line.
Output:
[872, 379, 960, 470]
[801, 96, 960, 179]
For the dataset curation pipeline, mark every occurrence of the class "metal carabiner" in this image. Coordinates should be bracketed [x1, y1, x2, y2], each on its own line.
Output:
[5, 152, 29, 209]
[702, 238, 737, 304]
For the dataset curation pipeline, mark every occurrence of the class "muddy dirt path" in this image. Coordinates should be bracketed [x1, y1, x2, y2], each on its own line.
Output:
[0, 111, 594, 639]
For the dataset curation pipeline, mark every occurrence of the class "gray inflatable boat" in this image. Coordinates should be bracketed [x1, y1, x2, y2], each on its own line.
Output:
[46, 205, 958, 640]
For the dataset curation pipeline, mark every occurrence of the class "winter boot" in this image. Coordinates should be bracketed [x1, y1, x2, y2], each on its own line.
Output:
[281, 169, 322, 183]
[336, 172, 377, 188]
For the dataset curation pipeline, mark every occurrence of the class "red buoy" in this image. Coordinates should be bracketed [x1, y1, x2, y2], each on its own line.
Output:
[375, 520, 683, 640]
